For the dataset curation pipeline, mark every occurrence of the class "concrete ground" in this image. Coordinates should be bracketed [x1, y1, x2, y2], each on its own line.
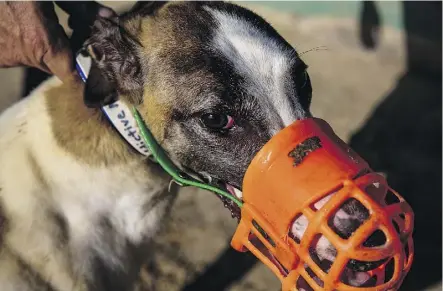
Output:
[0, 2, 440, 291]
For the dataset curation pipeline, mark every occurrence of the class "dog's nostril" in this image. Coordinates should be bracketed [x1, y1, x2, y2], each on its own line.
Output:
[363, 229, 387, 247]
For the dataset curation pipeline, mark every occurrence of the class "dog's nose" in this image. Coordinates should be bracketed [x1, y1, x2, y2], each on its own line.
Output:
[328, 199, 389, 272]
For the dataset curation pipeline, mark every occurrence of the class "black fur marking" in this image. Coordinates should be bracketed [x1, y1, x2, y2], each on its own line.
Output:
[288, 136, 322, 166]
[8, 247, 56, 291]
[87, 216, 151, 291]
[48, 211, 70, 247]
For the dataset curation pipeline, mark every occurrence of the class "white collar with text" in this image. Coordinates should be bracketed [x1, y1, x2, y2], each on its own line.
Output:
[76, 53, 152, 157]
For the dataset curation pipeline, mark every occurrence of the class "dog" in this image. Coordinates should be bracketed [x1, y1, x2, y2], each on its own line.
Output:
[0, 2, 383, 290]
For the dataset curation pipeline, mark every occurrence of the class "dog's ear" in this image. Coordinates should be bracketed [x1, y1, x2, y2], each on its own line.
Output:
[83, 17, 144, 108]
[128, 1, 168, 17]
[83, 55, 118, 108]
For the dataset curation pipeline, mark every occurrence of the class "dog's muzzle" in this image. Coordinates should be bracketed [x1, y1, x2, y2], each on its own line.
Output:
[231, 118, 414, 291]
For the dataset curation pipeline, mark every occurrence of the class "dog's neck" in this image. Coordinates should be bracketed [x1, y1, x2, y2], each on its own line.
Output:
[45, 77, 147, 167]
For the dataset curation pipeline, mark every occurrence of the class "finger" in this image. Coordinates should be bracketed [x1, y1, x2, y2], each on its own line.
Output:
[98, 5, 117, 19]
[43, 44, 76, 82]
[31, 2, 74, 81]
[42, 22, 76, 82]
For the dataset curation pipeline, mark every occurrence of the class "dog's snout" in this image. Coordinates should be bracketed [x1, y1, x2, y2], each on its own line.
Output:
[290, 194, 392, 286]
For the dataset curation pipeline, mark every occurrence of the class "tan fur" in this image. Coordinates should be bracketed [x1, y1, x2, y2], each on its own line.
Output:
[46, 77, 143, 166]
[132, 4, 222, 143]
[27, 151, 49, 190]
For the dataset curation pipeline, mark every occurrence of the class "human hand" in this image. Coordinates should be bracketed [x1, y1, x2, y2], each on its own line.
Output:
[0, 2, 74, 82]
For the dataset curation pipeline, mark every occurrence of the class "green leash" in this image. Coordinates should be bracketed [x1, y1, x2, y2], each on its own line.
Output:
[132, 108, 243, 208]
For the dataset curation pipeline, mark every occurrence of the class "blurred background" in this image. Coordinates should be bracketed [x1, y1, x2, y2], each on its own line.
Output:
[0, 1, 440, 290]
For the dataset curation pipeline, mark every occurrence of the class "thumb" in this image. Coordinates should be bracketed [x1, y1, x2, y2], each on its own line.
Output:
[97, 5, 117, 19]
[42, 22, 76, 82]
[43, 44, 76, 83]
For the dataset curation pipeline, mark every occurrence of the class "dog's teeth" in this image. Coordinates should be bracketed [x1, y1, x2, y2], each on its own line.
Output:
[233, 188, 243, 199]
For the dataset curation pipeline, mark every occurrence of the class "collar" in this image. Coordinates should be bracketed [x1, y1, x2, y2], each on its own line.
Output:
[75, 51, 243, 208]
[76, 53, 152, 158]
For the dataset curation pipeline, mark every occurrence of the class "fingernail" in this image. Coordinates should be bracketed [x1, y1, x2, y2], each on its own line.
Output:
[98, 8, 115, 18]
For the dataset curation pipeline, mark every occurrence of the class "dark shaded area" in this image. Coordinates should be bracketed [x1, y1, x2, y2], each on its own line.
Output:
[181, 246, 258, 291]
[351, 2, 442, 290]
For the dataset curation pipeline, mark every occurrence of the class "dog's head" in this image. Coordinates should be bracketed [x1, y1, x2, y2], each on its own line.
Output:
[83, 1, 311, 200]
[82, 2, 382, 287]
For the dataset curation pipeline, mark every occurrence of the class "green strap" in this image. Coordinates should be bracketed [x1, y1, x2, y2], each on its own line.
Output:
[132, 108, 243, 208]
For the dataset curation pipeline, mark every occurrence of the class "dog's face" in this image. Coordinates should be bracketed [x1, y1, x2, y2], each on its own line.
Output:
[84, 1, 312, 203]
[83, 2, 381, 287]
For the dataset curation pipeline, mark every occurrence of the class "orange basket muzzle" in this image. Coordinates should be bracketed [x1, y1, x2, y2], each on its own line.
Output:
[231, 118, 414, 291]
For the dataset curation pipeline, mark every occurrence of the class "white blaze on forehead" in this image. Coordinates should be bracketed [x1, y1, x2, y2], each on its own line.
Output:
[205, 7, 304, 133]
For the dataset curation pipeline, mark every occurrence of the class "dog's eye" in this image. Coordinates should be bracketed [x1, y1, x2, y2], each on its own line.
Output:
[201, 113, 234, 130]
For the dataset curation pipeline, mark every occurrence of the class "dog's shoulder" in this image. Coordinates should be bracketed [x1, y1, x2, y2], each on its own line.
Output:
[0, 77, 84, 196]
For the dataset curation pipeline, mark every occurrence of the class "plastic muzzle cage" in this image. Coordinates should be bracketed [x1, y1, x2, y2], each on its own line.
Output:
[232, 118, 414, 291]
